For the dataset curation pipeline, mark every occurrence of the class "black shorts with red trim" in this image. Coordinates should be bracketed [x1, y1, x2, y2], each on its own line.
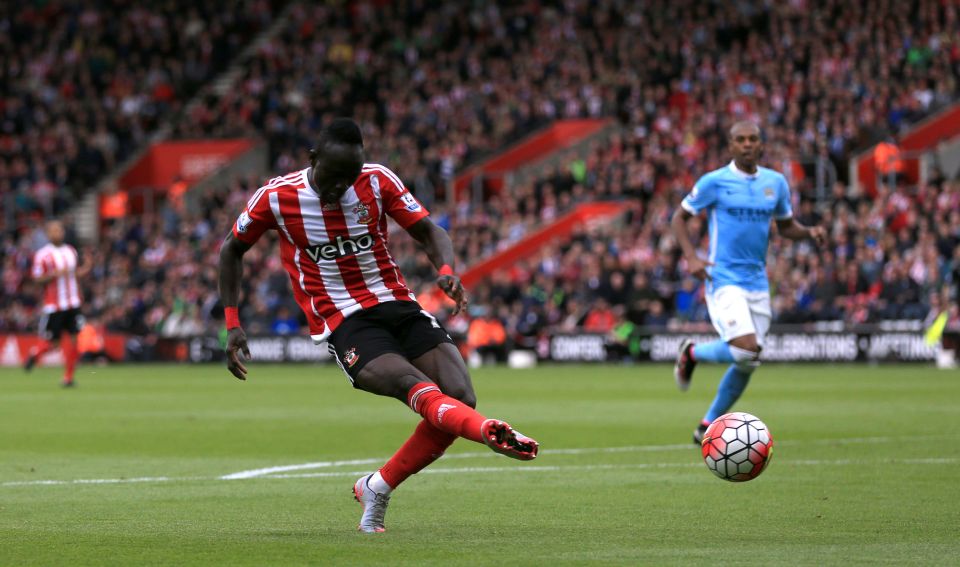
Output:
[39, 308, 84, 340]
[327, 300, 454, 384]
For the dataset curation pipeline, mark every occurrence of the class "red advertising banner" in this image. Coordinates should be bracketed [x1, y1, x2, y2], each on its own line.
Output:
[118, 139, 254, 191]
[0, 334, 127, 367]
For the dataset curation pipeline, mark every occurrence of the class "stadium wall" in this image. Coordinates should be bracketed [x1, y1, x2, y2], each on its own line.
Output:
[118, 139, 256, 192]
[453, 119, 610, 197]
[851, 103, 960, 195]
[461, 202, 626, 287]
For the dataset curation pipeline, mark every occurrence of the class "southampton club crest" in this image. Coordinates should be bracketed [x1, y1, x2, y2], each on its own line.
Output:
[343, 347, 359, 368]
[353, 201, 374, 224]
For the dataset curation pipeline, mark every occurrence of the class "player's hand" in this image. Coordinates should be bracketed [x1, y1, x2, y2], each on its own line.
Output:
[437, 275, 468, 315]
[225, 327, 251, 380]
[687, 257, 714, 281]
[809, 226, 827, 246]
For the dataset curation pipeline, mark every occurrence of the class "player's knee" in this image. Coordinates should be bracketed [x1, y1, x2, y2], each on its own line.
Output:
[729, 344, 761, 373]
[458, 392, 477, 409]
[434, 357, 475, 407]
[729, 334, 759, 352]
[444, 384, 476, 408]
[440, 365, 476, 407]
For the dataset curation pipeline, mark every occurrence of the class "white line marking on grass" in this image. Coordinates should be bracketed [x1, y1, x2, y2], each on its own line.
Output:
[268, 462, 705, 480]
[251, 457, 960, 481]
[14, 457, 958, 488]
[218, 434, 951, 480]
[3, 435, 957, 489]
[0, 476, 203, 487]
[220, 459, 383, 480]
[219, 443, 694, 480]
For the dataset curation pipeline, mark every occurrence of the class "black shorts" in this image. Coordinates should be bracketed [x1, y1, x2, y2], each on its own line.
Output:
[39, 308, 85, 340]
[327, 300, 454, 384]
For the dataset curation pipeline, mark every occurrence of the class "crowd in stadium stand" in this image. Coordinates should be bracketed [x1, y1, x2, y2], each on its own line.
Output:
[2, 162, 957, 355]
[1, 0, 959, 356]
[399, 152, 960, 339]
[170, 1, 959, 201]
[0, 0, 285, 228]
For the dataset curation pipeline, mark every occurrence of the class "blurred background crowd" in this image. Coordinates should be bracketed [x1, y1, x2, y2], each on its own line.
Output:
[0, 0, 285, 223]
[1, 0, 959, 355]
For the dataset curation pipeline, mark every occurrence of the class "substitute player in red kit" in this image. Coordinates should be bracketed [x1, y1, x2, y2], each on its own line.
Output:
[24, 220, 92, 387]
[218, 118, 539, 533]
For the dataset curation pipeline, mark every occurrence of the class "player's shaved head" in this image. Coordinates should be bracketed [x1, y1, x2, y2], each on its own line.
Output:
[45, 220, 65, 245]
[728, 121, 761, 140]
[318, 117, 364, 148]
[309, 118, 365, 203]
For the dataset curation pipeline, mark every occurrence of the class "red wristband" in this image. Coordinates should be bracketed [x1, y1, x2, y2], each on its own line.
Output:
[438, 264, 454, 276]
[225, 306, 241, 330]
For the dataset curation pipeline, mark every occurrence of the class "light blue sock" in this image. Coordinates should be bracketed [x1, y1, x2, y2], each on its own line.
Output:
[703, 365, 752, 423]
[692, 340, 734, 363]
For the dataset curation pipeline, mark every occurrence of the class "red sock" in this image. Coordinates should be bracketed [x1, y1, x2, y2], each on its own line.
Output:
[407, 382, 487, 444]
[62, 338, 77, 382]
[378, 420, 456, 489]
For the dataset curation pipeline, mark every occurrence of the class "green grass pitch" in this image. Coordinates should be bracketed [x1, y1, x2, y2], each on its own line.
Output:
[1, 362, 958, 566]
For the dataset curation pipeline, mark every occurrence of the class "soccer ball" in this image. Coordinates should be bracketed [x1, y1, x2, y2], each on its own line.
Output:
[701, 412, 773, 482]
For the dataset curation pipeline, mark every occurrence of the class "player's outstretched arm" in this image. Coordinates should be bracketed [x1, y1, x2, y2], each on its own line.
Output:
[76, 248, 94, 278]
[775, 219, 826, 245]
[219, 232, 253, 380]
[671, 208, 713, 280]
[406, 217, 467, 315]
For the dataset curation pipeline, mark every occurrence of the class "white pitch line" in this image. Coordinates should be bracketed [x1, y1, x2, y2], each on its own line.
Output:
[254, 458, 960, 480]
[219, 433, 954, 480]
[0, 476, 203, 488]
[269, 462, 704, 480]
[3, 435, 956, 488]
[4, 457, 959, 488]
[220, 443, 696, 480]
[220, 458, 384, 480]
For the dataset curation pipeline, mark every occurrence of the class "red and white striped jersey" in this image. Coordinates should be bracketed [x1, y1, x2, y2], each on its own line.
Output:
[31, 243, 82, 313]
[231, 164, 429, 339]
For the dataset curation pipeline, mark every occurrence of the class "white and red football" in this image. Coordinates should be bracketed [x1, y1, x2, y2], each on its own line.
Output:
[701, 412, 774, 482]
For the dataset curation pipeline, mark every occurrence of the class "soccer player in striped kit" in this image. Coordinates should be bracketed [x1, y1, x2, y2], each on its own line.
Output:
[218, 118, 539, 533]
[25, 220, 92, 387]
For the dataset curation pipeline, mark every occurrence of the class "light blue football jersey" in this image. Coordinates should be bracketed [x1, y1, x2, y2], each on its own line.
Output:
[680, 161, 793, 292]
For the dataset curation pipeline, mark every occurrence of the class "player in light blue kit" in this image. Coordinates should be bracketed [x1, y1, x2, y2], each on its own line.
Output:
[671, 121, 825, 444]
